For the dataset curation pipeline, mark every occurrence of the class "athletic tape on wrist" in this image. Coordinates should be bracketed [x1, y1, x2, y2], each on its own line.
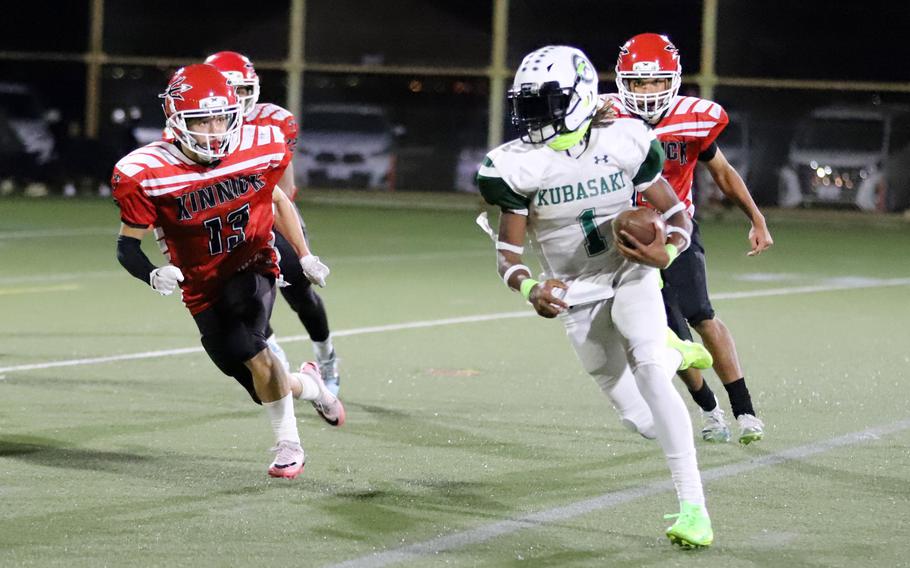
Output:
[660, 202, 686, 221]
[502, 264, 532, 286]
[666, 226, 691, 252]
[496, 241, 525, 254]
[519, 278, 540, 300]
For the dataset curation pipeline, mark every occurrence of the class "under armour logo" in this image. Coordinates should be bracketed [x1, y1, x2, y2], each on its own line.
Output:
[593, 155, 609, 164]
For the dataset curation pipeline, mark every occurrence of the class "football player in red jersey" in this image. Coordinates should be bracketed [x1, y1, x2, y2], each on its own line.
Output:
[204, 51, 342, 397]
[112, 64, 344, 479]
[609, 33, 773, 445]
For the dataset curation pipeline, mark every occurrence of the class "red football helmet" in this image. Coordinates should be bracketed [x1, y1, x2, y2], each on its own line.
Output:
[160, 63, 243, 163]
[615, 33, 682, 122]
[204, 51, 260, 117]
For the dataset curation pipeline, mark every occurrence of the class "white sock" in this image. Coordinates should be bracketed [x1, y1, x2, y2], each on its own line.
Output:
[313, 337, 334, 362]
[631, 359, 705, 506]
[262, 393, 300, 444]
[292, 371, 322, 401]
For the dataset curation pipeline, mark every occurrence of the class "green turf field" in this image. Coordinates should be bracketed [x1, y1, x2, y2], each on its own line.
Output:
[1, 194, 909, 567]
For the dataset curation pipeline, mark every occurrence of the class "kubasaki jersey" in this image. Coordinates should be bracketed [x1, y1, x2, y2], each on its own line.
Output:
[112, 124, 291, 315]
[478, 119, 663, 305]
[604, 94, 729, 216]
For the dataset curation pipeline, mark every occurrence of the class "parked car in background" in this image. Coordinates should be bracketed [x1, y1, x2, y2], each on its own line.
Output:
[295, 104, 399, 190]
[778, 105, 910, 210]
[0, 82, 58, 164]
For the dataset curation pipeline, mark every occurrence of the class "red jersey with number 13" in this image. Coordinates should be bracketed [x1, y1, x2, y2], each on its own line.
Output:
[112, 124, 291, 314]
[605, 94, 729, 216]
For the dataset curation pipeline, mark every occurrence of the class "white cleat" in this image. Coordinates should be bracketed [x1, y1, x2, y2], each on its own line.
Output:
[701, 400, 731, 443]
[737, 414, 764, 445]
[319, 352, 341, 397]
[268, 440, 305, 479]
[300, 361, 345, 426]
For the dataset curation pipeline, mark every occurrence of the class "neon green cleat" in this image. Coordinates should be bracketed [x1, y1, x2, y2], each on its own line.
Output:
[667, 328, 713, 371]
[665, 501, 714, 549]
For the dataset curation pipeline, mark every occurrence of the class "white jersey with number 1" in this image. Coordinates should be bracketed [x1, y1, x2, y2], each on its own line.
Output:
[478, 117, 664, 305]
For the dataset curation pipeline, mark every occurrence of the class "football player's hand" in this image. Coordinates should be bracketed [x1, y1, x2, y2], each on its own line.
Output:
[300, 254, 330, 287]
[149, 265, 184, 296]
[528, 278, 568, 318]
[614, 222, 670, 268]
[747, 223, 773, 256]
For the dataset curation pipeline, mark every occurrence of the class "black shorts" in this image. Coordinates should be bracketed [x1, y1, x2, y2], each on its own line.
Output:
[192, 271, 277, 403]
[660, 221, 715, 340]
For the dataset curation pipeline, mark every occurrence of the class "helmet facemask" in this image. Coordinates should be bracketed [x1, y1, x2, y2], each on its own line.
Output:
[167, 103, 243, 164]
[223, 70, 260, 117]
[508, 81, 576, 144]
[616, 71, 680, 122]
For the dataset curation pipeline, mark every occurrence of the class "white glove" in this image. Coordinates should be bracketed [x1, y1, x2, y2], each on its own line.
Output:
[149, 265, 184, 296]
[299, 254, 330, 287]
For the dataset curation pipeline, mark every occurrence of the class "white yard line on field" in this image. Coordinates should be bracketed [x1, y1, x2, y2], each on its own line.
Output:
[324, 418, 910, 568]
[0, 283, 81, 296]
[0, 276, 908, 375]
[0, 227, 115, 240]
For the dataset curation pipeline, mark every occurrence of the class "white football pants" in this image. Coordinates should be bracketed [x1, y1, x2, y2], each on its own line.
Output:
[560, 264, 705, 505]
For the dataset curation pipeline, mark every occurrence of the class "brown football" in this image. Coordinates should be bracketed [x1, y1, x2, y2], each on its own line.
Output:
[612, 207, 665, 246]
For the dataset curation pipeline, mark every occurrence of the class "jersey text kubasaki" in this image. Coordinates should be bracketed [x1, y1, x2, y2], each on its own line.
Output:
[112, 125, 291, 314]
[478, 118, 664, 305]
[604, 94, 728, 216]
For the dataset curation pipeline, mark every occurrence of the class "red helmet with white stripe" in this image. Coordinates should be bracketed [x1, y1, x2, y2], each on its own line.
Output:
[615, 33, 682, 122]
[160, 63, 243, 163]
[204, 51, 260, 117]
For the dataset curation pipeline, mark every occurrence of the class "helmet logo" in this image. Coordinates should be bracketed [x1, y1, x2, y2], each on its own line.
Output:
[162, 75, 192, 101]
[199, 96, 229, 109]
[573, 54, 596, 84]
[632, 61, 661, 72]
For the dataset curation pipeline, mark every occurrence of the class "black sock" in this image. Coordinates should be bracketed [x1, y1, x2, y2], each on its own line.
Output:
[688, 380, 717, 412]
[724, 378, 755, 418]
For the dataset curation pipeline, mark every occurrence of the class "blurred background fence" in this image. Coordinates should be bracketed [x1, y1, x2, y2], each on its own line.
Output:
[1, 0, 909, 211]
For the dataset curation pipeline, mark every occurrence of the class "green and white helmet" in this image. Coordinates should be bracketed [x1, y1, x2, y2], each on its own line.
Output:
[508, 45, 599, 149]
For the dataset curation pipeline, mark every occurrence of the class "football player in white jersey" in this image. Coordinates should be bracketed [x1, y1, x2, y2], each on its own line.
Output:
[477, 46, 714, 548]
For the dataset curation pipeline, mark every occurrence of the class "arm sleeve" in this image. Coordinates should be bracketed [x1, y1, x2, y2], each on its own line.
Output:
[116, 235, 155, 285]
[632, 138, 666, 190]
[697, 141, 718, 163]
[476, 155, 531, 214]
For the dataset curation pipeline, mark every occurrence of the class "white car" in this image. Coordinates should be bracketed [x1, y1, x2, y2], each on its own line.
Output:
[294, 104, 398, 190]
[778, 105, 910, 210]
[0, 82, 58, 164]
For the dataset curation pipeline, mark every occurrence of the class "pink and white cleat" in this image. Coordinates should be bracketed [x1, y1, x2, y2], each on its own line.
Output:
[299, 361, 346, 427]
[268, 440, 306, 479]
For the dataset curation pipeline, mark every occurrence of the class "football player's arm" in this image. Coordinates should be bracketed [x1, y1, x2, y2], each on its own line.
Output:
[116, 224, 184, 295]
[702, 145, 773, 256]
[497, 212, 567, 318]
[276, 162, 298, 201]
[617, 177, 692, 269]
[273, 185, 329, 286]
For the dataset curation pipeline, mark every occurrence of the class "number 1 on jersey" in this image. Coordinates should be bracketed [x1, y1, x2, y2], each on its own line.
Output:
[577, 208, 607, 256]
